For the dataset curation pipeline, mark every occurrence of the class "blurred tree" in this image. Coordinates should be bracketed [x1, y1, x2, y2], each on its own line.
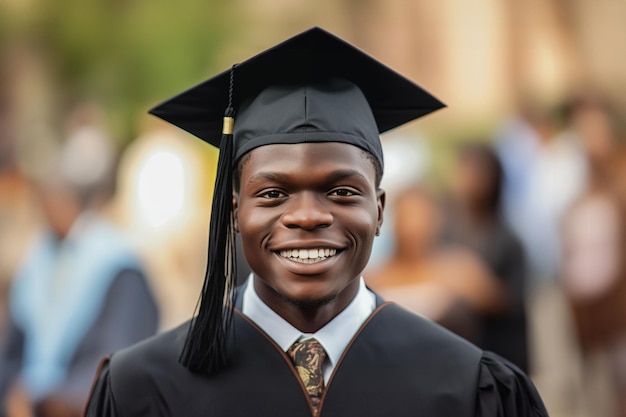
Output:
[0, 0, 241, 145]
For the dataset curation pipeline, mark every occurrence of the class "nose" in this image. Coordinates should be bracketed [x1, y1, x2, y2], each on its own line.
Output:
[281, 192, 333, 230]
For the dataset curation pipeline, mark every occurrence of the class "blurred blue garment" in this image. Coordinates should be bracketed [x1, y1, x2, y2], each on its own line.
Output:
[0, 212, 159, 416]
[495, 116, 587, 286]
[10, 213, 143, 400]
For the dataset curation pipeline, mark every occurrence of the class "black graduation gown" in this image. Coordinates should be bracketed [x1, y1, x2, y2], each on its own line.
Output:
[84, 300, 548, 417]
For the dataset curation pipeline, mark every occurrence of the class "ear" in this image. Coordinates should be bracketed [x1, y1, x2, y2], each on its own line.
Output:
[232, 191, 240, 233]
[375, 188, 386, 236]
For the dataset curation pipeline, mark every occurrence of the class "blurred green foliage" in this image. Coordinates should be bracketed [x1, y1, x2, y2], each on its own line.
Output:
[1, 0, 240, 144]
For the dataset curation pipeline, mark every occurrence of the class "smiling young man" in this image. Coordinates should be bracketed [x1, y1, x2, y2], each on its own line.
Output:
[84, 28, 549, 417]
[236, 141, 383, 332]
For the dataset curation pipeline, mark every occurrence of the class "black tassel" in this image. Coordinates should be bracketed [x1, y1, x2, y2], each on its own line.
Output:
[180, 66, 237, 373]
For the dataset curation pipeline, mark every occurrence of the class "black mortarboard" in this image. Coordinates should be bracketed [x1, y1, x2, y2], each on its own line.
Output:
[149, 27, 444, 374]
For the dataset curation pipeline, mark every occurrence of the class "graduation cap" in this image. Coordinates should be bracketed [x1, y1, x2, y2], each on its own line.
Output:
[149, 27, 445, 374]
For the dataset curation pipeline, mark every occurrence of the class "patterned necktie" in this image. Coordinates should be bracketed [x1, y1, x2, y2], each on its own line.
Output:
[288, 338, 327, 415]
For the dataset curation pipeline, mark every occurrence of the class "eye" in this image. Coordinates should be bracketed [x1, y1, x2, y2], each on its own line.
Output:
[259, 190, 285, 199]
[329, 188, 356, 197]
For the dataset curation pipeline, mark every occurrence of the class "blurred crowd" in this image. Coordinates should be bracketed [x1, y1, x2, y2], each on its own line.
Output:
[365, 89, 626, 417]
[1, 71, 626, 417]
[0, 106, 162, 417]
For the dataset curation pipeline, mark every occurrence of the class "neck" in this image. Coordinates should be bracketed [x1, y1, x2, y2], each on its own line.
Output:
[254, 277, 361, 333]
[456, 200, 493, 225]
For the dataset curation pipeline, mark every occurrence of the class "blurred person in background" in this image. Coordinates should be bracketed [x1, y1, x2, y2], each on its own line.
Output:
[0, 117, 159, 417]
[0, 63, 39, 339]
[494, 98, 588, 417]
[365, 185, 505, 342]
[366, 134, 432, 271]
[441, 141, 529, 373]
[495, 99, 588, 291]
[559, 92, 626, 417]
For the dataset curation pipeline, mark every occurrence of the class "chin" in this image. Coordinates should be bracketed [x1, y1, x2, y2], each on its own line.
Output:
[278, 291, 337, 310]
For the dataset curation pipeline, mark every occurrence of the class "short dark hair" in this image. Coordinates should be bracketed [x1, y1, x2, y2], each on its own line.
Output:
[360, 148, 383, 189]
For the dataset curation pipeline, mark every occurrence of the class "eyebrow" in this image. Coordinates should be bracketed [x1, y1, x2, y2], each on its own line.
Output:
[247, 172, 289, 184]
[326, 169, 369, 183]
[247, 169, 369, 185]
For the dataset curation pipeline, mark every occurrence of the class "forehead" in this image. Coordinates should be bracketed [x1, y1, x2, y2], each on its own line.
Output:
[240, 142, 377, 182]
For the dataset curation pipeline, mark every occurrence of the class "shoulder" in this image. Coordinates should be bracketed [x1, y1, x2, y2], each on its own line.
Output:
[94, 322, 191, 415]
[329, 303, 486, 415]
[107, 321, 189, 389]
[363, 304, 548, 415]
[366, 302, 482, 362]
[477, 351, 549, 416]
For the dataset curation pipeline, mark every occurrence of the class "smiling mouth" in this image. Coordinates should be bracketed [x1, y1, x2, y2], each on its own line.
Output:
[278, 248, 338, 264]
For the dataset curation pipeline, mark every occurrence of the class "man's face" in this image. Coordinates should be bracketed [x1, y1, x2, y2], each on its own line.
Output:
[234, 142, 384, 309]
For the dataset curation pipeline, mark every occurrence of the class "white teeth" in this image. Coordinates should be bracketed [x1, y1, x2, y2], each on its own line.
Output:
[278, 248, 338, 263]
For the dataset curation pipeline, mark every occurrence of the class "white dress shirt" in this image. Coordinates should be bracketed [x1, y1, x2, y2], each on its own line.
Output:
[241, 276, 377, 382]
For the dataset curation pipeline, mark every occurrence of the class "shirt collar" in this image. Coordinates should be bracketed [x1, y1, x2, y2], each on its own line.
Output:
[241, 275, 376, 368]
